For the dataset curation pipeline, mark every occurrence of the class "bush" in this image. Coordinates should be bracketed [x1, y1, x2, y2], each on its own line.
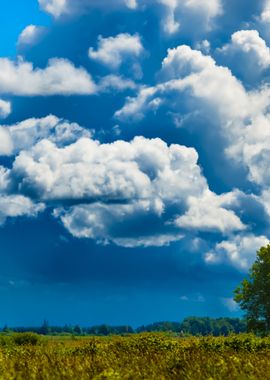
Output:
[12, 332, 41, 346]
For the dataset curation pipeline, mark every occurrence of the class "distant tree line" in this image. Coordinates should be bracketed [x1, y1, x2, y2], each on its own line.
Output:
[1, 317, 247, 336]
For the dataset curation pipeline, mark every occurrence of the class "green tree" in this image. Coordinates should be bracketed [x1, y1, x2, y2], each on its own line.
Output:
[234, 243, 270, 333]
[73, 325, 82, 335]
[40, 320, 50, 335]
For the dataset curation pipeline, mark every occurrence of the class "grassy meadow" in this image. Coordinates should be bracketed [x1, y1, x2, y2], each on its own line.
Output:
[1, 332, 270, 379]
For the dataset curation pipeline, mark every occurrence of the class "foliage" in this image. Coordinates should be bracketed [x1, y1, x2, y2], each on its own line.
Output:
[0, 333, 270, 379]
[234, 243, 270, 333]
[12, 332, 41, 346]
[180, 317, 246, 336]
[137, 318, 246, 336]
[5, 317, 246, 337]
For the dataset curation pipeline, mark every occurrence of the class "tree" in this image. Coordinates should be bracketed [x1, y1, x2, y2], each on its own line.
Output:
[234, 243, 270, 333]
[73, 325, 82, 335]
[40, 320, 50, 335]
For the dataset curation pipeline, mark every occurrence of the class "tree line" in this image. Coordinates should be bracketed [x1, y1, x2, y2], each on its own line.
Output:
[1, 317, 246, 336]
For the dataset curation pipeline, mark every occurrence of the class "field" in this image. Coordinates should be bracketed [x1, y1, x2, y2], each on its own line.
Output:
[1, 333, 270, 379]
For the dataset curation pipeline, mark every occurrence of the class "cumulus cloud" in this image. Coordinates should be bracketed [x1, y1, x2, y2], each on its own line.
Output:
[53, 200, 182, 247]
[0, 115, 92, 156]
[158, 0, 222, 34]
[38, 0, 136, 17]
[38, 0, 222, 36]
[205, 234, 269, 271]
[17, 25, 46, 47]
[195, 40, 211, 54]
[125, 0, 138, 9]
[175, 190, 245, 234]
[261, 0, 270, 24]
[0, 57, 96, 95]
[116, 45, 251, 121]
[11, 136, 205, 203]
[0, 166, 11, 193]
[115, 86, 161, 121]
[0, 128, 13, 156]
[0, 134, 245, 246]
[98, 75, 137, 92]
[0, 195, 44, 226]
[89, 33, 143, 70]
[116, 45, 270, 197]
[221, 30, 270, 69]
[219, 30, 270, 79]
[38, 0, 68, 17]
[0, 100, 11, 119]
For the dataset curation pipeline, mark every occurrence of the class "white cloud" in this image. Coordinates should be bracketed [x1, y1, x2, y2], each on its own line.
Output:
[11, 136, 205, 203]
[38, 0, 137, 17]
[116, 45, 251, 122]
[0, 195, 44, 226]
[0, 57, 96, 96]
[17, 25, 46, 47]
[0, 127, 13, 156]
[160, 45, 252, 121]
[205, 234, 269, 270]
[0, 134, 244, 246]
[116, 45, 270, 196]
[39, 0, 221, 36]
[0, 166, 11, 193]
[98, 75, 137, 92]
[195, 39, 211, 54]
[0, 100, 11, 119]
[175, 190, 246, 234]
[125, 0, 138, 9]
[158, 0, 222, 34]
[220, 30, 270, 75]
[113, 233, 182, 248]
[54, 201, 182, 247]
[89, 33, 143, 70]
[38, 0, 68, 17]
[0, 115, 91, 156]
[261, 0, 270, 23]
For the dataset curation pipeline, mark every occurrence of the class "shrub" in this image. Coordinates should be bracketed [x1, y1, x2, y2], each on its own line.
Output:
[12, 332, 41, 346]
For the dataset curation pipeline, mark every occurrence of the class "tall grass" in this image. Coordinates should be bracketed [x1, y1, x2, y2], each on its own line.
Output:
[0, 333, 270, 379]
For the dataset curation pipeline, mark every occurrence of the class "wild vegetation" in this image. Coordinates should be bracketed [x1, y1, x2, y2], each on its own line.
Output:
[1, 332, 270, 379]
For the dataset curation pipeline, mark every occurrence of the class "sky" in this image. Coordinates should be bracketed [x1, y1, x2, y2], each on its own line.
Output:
[0, 0, 270, 327]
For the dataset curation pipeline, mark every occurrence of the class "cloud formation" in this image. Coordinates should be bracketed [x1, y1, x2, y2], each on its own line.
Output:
[89, 33, 143, 70]
[0, 100, 11, 119]
[17, 25, 46, 47]
[0, 115, 92, 156]
[38, 0, 222, 37]
[175, 190, 245, 234]
[0, 195, 44, 226]
[38, 0, 68, 18]
[219, 30, 270, 81]
[38, 0, 136, 17]
[206, 234, 269, 270]
[158, 0, 222, 34]
[221, 30, 270, 69]
[0, 130, 245, 247]
[0, 58, 96, 96]
[116, 44, 270, 199]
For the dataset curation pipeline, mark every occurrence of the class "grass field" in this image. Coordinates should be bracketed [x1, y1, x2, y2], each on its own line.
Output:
[1, 333, 270, 379]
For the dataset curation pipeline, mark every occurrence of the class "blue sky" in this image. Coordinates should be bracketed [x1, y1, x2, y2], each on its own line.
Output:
[0, 0, 270, 327]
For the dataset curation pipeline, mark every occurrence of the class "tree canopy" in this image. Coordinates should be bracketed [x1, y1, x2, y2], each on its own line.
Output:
[234, 243, 270, 333]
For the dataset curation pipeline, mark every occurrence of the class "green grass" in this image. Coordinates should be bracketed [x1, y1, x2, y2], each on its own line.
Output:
[1, 333, 270, 379]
